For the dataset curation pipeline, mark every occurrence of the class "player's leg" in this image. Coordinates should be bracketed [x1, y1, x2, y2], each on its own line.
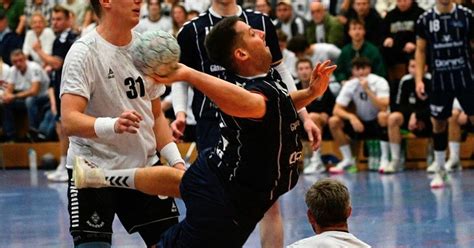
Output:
[73, 156, 184, 198]
[446, 108, 462, 171]
[47, 121, 69, 181]
[260, 201, 283, 248]
[385, 112, 405, 173]
[328, 115, 354, 173]
[304, 112, 328, 174]
[377, 111, 390, 173]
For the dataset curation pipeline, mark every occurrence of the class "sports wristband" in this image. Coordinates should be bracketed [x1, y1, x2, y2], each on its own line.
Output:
[94, 117, 118, 139]
[160, 142, 185, 166]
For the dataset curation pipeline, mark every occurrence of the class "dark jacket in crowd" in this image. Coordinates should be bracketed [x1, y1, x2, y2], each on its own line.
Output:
[344, 8, 383, 46]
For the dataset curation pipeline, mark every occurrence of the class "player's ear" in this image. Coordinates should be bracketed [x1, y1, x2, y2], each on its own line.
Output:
[234, 48, 248, 62]
[101, 0, 111, 8]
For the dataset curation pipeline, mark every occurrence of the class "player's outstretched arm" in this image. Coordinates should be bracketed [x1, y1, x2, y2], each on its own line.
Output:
[148, 64, 267, 119]
[290, 61, 337, 110]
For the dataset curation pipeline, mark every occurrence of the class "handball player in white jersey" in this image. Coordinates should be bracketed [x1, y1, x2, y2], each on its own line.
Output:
[60, 1, 185, 247]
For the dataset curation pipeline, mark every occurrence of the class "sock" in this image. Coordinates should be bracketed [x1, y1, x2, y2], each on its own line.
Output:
[448, 141, 460, 161]
[380, 141, 390, 162]
[340, 145, 352, 161]
[103, 168, 137, 189]
[60, 156, 67, 167]
[312, 149, 322, 162]
[390, 143, 401, 161]
[434, 151, 446, 171]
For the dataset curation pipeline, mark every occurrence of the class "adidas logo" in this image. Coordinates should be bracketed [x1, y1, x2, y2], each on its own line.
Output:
[107, 68, 115, 79]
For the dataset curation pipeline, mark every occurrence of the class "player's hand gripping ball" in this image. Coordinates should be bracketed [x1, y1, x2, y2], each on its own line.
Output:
[131, 30, 180, 77]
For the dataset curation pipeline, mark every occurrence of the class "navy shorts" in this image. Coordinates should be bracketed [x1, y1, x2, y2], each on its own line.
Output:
[430, 89, 474, 120]
[67, 167, 179, 246]
[159, 150, 258, 248]
[343, 119, 381, 140]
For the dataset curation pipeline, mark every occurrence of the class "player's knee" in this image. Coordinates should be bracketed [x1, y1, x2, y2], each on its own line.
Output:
[388, 112, 403, 127]
[328, 116, 342, 129]
[377, 111, 389, 127]
[432, 119, 448, 133]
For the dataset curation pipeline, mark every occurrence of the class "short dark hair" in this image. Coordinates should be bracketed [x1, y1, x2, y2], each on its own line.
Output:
[348, 18, 365, 28]
[204, 16, 242, 73]
[52, 5, 70, 19]
[296, 58, 313, 69]
[276, 29, 288, 42]
[286, 35, 310, 54]
[90, 0, 102, 18]
[10, 49, 25, 59]
[0, 9, 6, 20]
[351, 56, 372, 69]
[305, 178, 351, 228]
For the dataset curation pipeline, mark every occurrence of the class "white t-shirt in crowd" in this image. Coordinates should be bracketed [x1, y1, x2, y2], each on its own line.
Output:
[184, 0, 211, 13]
[336, 73, 389, 121]
[134, 16, 173, 34]
[8, 61, 49, 94]
[0, 63, 11, 83]
[61, 29, 165, 170]
[309, 43, 341, 65]
[287, 231, 371, 248]
[23, 28, 56, 65]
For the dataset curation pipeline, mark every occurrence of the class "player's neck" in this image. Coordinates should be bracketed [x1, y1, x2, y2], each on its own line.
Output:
[96, 21, 133, 46]
[436, 2, 454, 13]
[316, 223, 349, 234]
[211, 2, 239, 17]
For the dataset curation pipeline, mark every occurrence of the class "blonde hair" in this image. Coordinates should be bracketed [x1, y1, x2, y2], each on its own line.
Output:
[30, 11, 48, 28]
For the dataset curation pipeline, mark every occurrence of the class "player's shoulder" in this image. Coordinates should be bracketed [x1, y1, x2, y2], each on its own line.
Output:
[242, 8, 272, 23]
[457, 4, 473, 15]
[369, 73, 389, 85]
[417, 8, 434, 23]
[400, 74, 414, 83]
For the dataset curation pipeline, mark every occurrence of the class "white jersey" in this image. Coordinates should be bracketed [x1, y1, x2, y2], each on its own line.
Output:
[61, 29, 166, 170]
[0, 63, 11, 83]
[287, 231, 371, 248]
[134, 16, 173, 34]
[8, 61, 49, 94]
[336, 73, 389, 121]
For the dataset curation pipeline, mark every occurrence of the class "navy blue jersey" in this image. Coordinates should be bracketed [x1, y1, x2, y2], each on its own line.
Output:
[416, 5, 474, 91]
[208, 68, 302, 217]
[177, 7, 283, 121]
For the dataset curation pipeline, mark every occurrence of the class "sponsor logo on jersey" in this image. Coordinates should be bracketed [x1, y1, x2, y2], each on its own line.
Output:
[210, 64, 225, 72]
[430, 104, 444, 116]
[107, 68, 115, 79]
[86, 212, 105, 229]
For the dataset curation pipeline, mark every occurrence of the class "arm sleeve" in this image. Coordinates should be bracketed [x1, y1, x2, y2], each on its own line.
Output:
[60, 42, 93, 100]
[273, 62, 297, 93]
[171, 81, 189, 114]
[375, 77, 390, 98]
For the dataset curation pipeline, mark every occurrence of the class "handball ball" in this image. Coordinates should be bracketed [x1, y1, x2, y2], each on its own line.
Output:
[131, 30, 180, 77]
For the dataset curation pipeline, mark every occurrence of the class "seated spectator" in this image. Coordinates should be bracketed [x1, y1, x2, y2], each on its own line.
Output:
[1, 50, 50, 142]
[296, 58, 336, 174]
[22, 0, 53, 28]
[171, 4, 187, 37]
[0, 0, 25, 35]
[274, 0, 307, 41]
[161, 0, 179, 16]
[342, 0, 383, 46]
[378, 58, 432, 173]
[276, 30, 298, 78]
[134, 0, 172, 34]
[0, 10, 23, 66]
[287, 178, 371, 248]
[61, 0, 88, 30]
[306, 1, 344, 48]
[22, 12, 55, 66]
[287, 35, 341, 67]
[254, 0, 276, 21]
[0, 58, 11, 94]
[334, 19, 386, 83]
[328, 57, 389, 174]
[381, 0, 424, 82]
[187, 9, 200, 20]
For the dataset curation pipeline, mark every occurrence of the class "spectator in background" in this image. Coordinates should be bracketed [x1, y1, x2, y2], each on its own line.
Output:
[23, 0, 53, 28]
[287, 35, 341, 67]
[134, 0, 172, 34]
[183, 0, 211, 13]
[0, 10, 23, 66]
[328, 57, 389, 174]
[61, 0, 87, 30]
[382, 0, 424, 82]
[343, 0, 383, 46]
[306, 1, 344, 48]
[255, 0, 276, 21]
[378, 57, 432, 174]
[274, 0, 307, 41]
[23, 12, 55, 66]
[32, 5, 78, 182]
[417, 0, 436, 10]
[1, 49, 50, 142]
[0, 58, 11, 91]
[288, 178, 371, 248]
[187, 9, 200, 20]
[276, 30, 298, 78]
[171, 4, 187, 37]
[162, 0, 179, 16]
[296, 58, 336, 174]
[0, 0, 25, 35]
[375, 0, 396, 17]
[334, 19, 386, 83]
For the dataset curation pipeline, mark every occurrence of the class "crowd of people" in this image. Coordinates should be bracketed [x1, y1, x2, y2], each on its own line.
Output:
[0, 0, 473, 247]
